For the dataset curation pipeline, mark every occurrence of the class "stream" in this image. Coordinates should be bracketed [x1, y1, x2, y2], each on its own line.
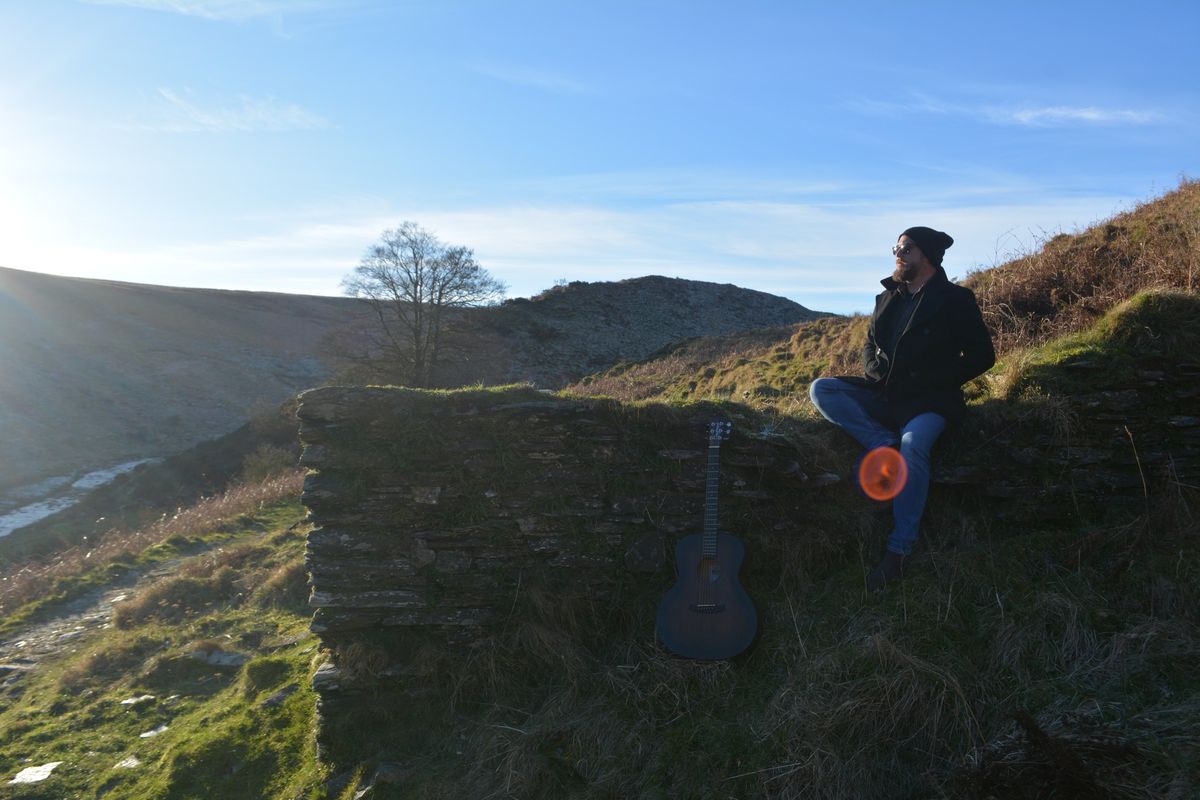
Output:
[0, 460, 158, 539]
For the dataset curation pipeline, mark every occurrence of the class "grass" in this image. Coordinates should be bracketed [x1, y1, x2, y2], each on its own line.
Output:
[966, 177, 1200, 356]
[991, 289, 1200, 400]
[0, 489, 328, 799]
[313, 474, 1197, 799]
[0, 472, 305, 640]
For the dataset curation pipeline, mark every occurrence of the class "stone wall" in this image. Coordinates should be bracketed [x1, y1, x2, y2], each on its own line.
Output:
[295, 376, 1197, 764]
[296, 386, 823, 752]
[297, 381, 1198, 643]
[934, 359, 1200, 500]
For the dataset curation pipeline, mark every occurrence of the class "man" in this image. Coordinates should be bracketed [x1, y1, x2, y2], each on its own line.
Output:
[809, 227, 995, 591]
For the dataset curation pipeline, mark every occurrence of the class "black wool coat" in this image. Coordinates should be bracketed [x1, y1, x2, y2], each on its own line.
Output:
[841, 267, 995, 428]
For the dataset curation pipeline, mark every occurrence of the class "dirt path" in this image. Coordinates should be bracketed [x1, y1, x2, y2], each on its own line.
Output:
[0, 563, 179, 690]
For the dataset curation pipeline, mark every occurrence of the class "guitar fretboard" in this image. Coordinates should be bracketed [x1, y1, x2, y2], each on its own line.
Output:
[702, 439, 721, 558]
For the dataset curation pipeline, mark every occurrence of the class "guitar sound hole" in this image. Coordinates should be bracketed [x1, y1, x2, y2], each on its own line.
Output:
[696, 559, 721, 584]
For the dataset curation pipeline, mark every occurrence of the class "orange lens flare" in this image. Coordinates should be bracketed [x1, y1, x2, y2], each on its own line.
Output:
[858, 446, 908, 501]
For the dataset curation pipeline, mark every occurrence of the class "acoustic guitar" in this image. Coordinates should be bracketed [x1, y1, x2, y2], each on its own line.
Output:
[655, 421, 758, 660]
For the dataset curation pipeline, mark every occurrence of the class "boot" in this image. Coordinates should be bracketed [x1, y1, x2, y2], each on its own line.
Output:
[866, 551, 906, 592]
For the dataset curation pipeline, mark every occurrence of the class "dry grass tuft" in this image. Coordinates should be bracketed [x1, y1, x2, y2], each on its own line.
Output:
[967, 178, 1200, 356]
[178, 542, 272, 579]
[250, 557, 310, 610]
[989, 590, 1103, 683]
[749, 634, 980, 799]
[112, 566, 240, 628]
[110, 541, 291, 628]
[960, 700, 1200, 800]
[0, 471, 304, 620]
[58, 631, 167, 691]
[334, 641, 391, 684]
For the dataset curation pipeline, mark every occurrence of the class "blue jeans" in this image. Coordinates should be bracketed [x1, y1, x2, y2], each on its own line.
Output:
[809, 377, 946, 556]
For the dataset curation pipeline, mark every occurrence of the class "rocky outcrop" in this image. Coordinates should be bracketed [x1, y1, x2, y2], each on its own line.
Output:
[441, 276, 828, 387]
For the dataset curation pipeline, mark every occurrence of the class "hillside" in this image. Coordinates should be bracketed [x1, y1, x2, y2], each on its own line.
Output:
[569, 179, 1200, 409]
[0, 477, 324, 799]
[443, 276, 826, 387]
[0, 268, 366, 498]
[290, 290, 1199, 799]
[1, 269, 820, 523]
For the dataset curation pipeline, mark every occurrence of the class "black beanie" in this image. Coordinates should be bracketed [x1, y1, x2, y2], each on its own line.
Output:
[900, 226, 954, 267]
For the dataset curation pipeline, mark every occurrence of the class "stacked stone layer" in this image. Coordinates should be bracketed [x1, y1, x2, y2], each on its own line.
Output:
[297, 387, 813, 656]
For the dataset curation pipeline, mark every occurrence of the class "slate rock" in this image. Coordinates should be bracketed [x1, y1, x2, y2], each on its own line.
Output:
[186, 648, 249, 668]
[262, 684, 301, 708]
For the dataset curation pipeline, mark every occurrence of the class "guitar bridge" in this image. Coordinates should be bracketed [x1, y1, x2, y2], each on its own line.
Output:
[688, 603, 726, 614]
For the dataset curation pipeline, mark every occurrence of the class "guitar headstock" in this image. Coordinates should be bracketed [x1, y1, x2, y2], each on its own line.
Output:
[707, 420, 732, 445]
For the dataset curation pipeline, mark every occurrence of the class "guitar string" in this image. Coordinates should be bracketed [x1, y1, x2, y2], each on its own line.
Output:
[701, 430, 722, 613]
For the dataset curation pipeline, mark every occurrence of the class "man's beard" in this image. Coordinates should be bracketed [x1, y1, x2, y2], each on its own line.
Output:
[893, 263, 918, 283]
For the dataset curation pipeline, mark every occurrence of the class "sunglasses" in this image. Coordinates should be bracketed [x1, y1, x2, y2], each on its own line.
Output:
[891, 243, 917, 257]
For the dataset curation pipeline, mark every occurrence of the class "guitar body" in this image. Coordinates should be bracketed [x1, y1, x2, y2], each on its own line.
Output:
[656, 531, 758, 660]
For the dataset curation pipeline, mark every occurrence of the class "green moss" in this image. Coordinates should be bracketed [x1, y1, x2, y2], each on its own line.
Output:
[1003, 289, 1200, 399]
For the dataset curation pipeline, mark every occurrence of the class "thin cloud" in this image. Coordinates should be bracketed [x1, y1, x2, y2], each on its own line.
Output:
[472, 62, 593, 95]
[989, 105, 1163, 127]
[850, 92, 1162, 128]
[151, 88, 332, 132]
[79, 0, 331, 20]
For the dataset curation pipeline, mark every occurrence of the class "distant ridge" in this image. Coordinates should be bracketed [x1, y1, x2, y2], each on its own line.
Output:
[1, 267, 823, 499]
[439, 275, 829, 387]
[0, 267, 365, 495]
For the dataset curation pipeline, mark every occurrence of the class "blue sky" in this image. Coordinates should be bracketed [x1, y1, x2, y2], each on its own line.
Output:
[1, 1, 1196, 315]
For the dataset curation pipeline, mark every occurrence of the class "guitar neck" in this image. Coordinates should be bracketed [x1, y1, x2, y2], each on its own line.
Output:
[702, 438, 721, 558]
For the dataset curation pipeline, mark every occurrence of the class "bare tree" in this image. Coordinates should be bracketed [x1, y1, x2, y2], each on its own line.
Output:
[341, 222, 506, 387]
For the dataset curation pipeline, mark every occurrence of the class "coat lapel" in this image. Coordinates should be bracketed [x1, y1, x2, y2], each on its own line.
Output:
[901, 269, 952, 334]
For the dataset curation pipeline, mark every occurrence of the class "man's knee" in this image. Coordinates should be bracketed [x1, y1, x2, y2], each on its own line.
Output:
[809, 377, 840, 407]
[900, 414, 947, 459]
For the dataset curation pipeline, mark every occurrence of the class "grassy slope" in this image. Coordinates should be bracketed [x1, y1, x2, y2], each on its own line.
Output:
[0, 492, 328, 800]
[965, 178, 1200, 354]
[568, 315, 866, 409]
[568, 178, 1200, 411]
